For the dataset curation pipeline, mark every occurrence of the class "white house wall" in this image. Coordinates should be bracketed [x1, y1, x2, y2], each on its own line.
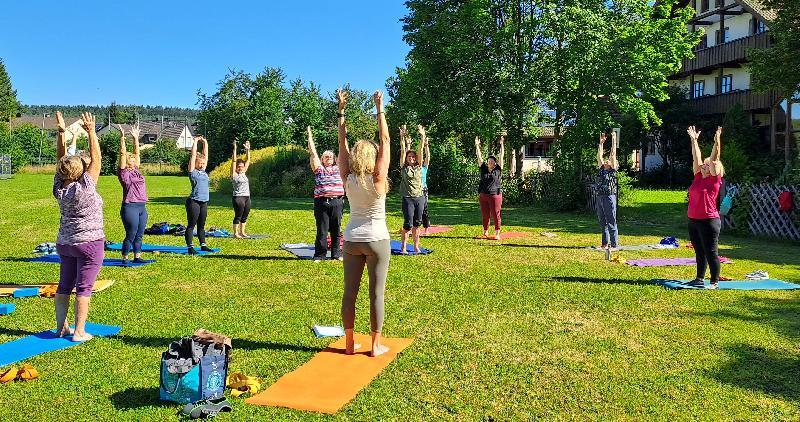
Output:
[727, 66, 750, 91]
[176, 126, 194, 150]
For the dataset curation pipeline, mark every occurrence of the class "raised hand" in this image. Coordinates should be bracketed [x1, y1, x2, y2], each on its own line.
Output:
[80, 112, 96, 132]
[714, 126, 722, 141]
[307, 125, 313, 139]
[611, 131, 617, 143]
[417, 125, 426, 138]
[55, 111, 66, 132]
[687, 126, 701, 141]
[475, 136, 481, 147]
[115, 124, 125, 137]
[599, 133, 606, 145]
[373, 90, 383, 110]
[243, 140, 250, 151]
[130, 123, 141, 141]
[337, 89, 349, 111]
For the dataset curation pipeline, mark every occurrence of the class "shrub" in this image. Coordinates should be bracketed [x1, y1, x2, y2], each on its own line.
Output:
[210, 145, 314, 197]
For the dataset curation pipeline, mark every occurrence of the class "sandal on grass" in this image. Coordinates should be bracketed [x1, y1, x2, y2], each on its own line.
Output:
[17, 364, 38, 381]
[226, 372, 261, 398]
[181, 397, 232, 419]
[0, 367, 18, 383]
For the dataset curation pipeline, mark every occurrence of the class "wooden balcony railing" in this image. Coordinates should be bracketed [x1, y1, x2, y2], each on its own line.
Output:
[691, 89, 782, 115]
[675, 31, 772, 76]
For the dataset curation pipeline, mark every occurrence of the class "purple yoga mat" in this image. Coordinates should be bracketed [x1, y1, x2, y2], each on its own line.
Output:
[626, 256, 732, 267]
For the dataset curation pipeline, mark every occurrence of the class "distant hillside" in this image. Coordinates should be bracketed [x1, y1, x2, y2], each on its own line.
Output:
[22, 104, 199, 121]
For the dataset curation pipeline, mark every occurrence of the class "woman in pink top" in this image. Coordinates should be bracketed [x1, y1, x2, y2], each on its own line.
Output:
[116, 123, 149, 265]
[53, 111, 105, 342]
[686, 125, 725, 289]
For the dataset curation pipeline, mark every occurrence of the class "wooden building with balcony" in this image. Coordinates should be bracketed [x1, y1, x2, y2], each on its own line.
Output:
[641, 0, 797, 171]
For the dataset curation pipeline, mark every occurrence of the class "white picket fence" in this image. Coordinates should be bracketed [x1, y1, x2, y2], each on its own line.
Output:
[726, 183, 800, 241]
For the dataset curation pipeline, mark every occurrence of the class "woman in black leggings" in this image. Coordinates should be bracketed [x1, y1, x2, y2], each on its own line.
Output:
[186, 136, 212, 255]
[230, 139, 251, 238]
[686, 125, 724, 289]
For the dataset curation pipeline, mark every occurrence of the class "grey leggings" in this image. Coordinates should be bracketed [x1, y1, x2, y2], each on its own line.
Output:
[342, 239, 391, 333]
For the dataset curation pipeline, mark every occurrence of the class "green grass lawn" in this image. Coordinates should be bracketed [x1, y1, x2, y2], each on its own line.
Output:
[0, 174, 798, 420]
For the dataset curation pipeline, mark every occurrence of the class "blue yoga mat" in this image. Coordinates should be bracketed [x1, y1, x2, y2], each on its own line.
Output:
[0, 322, 121, 367]
[390, 240, 432, 255]
[652, 278, 800, 290]
[27, 255, 154, 267]
[105, 243, 220, 255]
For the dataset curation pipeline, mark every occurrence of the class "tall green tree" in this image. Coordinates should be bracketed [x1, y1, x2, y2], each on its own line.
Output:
[0, 58, 21, 122]
[749, 0, 800, 101]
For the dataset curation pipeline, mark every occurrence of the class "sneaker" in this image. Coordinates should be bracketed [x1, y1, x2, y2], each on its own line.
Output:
[608, 246, 620, 252]
[706, 282, 719, 290]
[132, 257, 147, 264]
[200, 245, 213, 252]
[599, 244, 608, 250]
[313, 258, 324, 263]
[685, 278, 706, 288]
[337, 257, 343, 261]
[121, 259, 131, 267]
[745, 270, 769, 280]
[187, 247, 199, 256]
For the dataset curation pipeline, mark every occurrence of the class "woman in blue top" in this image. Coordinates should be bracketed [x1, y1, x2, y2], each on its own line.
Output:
[185, 135, 213, 255]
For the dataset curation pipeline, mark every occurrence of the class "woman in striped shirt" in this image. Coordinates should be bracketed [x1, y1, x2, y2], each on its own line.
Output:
[307, 126, 345, 262]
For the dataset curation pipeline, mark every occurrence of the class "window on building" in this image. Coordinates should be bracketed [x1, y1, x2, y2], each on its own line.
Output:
[696, 34, 708, 50]
[756, 20, 766, 34]
[720, 75, 733, 94]
[693, 80, 705, 97]
[701, 0, 709, 12]
[715, 27, 730, 44]
[714, 0, 723, 7]
[646, 142, 657, 155]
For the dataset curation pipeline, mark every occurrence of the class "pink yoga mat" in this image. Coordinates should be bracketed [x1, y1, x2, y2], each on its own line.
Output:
[626, 256, 732, 267]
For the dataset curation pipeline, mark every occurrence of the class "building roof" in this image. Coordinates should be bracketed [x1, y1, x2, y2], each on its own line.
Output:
[10, 115, 63, 130]
[97, 120, 192, 143]
[737, 0, 776, 22]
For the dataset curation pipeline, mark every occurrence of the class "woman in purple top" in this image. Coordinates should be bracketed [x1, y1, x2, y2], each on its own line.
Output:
[53, 111, 105, 342]
[117, 123, 148, 264]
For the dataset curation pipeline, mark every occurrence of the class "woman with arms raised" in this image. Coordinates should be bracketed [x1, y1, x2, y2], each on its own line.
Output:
[117, 123, 149, 264]
[398, 124, 425, 253]
[308, 126, 345, 261]
[338, 88, 392, 357]
[185, 136, 213, 255]
[475, 135, 504, 240]
[686, 126, 725, 289]
[53, 111, 104, 342]
[230, 139, 252, 238]
[595, 131, 619, 250]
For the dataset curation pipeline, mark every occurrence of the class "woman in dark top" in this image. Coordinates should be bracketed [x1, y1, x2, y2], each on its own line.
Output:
[595, 131, 619, 250]
[475, 135, 504, 240]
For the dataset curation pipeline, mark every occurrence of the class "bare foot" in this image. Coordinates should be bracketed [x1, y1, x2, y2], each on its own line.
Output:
[345, 342, 362, 355]
[234, 233, 244, 238]
[242, 233, 250, 238]
[55, 326, 73, 337]
[371, 343, 390, 357]
[414, 248, 422, 254]
[70, 332, 93, 342]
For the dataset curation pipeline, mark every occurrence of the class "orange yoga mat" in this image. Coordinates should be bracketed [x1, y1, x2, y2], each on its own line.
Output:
[246, 334, 414, 414]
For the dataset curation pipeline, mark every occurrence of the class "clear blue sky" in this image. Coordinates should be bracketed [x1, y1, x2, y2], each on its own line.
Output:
[0, 1, 410, 109]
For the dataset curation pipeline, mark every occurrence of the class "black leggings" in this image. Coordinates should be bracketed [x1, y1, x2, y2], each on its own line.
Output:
[185, 198, 208, 246]
[232, 196, 251, 224]
[421, 189, 430, 229]
[688, 217, 721, 283]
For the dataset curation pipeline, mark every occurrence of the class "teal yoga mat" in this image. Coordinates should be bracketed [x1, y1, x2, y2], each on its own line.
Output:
[28, 255, 154, 267]
[0, 322, 121, 367]
[652, 278, 800, 290]
[105, 243, 219, 255]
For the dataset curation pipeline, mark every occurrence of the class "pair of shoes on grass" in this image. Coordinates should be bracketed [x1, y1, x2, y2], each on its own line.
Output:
[188, 245, 214, 256]
[0, 364, 39, 383]
[180, 397, 232, 419]
[686, 279, 719, 290]
[745, 270, 769, 280]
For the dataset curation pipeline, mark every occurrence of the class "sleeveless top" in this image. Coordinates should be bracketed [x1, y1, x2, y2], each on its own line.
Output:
[232, 172, 250, 197]
[344, 174, 390, 243]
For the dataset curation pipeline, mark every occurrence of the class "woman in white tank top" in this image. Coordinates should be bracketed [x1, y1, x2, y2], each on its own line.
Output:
[337, 88, 392, 357]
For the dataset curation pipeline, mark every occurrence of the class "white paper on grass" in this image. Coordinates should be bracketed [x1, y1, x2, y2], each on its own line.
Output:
[313, 325, 345, 338]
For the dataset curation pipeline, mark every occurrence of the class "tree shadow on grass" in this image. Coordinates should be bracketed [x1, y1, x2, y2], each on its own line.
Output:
[710, 344, 800, 402]
[206, 254, 296, 261]
[538, 276, 651, 286]
[493, 243, 586, 250]
[116, 335, 322, 353]
[109, 387, 173, 411]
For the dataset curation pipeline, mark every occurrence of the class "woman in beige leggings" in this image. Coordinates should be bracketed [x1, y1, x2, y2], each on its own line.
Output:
[337, 88, 391, 357]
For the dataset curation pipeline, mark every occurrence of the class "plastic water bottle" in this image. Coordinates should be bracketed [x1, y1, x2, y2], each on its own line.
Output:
[605, 247, 611, 261]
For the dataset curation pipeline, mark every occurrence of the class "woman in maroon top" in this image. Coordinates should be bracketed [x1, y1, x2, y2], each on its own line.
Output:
[117, 123, 149, 265]
[686, 125, 724, 289]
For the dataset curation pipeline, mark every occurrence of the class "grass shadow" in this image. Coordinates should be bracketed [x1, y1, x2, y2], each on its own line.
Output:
[109, 387, 173, 410]
[206, 254, 296, 261]
[117, 335, 322, 353]
[545, 276, 651, 286]
[710, 344, 800, 401]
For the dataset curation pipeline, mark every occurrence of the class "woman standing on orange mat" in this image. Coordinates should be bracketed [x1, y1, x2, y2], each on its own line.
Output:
[338, 88, 392, 357]
[53, 111, 104, 342]
[475, 134, 504, 240]
[686, 125, 725, 289]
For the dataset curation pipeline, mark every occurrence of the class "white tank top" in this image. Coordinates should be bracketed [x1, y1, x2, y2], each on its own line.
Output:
[344, 173, 390, 242]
